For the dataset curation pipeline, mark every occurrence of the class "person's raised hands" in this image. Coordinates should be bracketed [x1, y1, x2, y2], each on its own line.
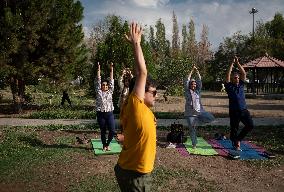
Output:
[125, 22, 142, 45]
[234, 56, 239, 63]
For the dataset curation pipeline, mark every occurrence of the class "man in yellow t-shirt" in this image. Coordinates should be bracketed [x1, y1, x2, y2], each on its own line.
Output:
[114, 22, 157, 192]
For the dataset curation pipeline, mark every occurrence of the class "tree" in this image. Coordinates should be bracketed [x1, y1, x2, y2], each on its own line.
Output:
[266, 13, 284, 60]
[88, 15, 155, 111]
[155, 18, 170, 61]
[0, 0, 86, 112]
[187, 18, 198, 62]
[197, 24, 212, 76]
[207, 32, 249, 82]
[171, 11, 180, 57]
[181, 24, 187, 56]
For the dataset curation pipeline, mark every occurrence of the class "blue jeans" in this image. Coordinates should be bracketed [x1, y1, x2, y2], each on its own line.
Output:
[186, 116, 198, 146]
[97, 111, 116, 147]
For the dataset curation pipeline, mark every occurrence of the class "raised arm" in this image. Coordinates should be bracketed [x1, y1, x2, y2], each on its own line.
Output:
[226, 58, 234, 83]
[185, 66, 194, 91]
[194, 66, 201, 80]
[125, 22, 146, 100]
[235, 57, 246, 81]
[109, 62, 114, 92]
[187, 67, 194, 80]
[96, 62, 101, 92]
[110, 62, 114, 81]
[97, 62, 101, 79]
[194, 66, 202, 91]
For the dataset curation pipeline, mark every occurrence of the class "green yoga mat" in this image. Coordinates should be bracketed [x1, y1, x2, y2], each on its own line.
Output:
[91, 139, 122, 155]
[184, 137, 218, 156]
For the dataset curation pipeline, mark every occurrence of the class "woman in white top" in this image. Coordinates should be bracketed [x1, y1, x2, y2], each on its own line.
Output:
[95, 62, 116, 151]
[118, 68, 133, 110]
[184, 65, 214, 149]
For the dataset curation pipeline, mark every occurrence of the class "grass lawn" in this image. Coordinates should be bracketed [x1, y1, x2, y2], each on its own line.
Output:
[0, 124, 283, 192]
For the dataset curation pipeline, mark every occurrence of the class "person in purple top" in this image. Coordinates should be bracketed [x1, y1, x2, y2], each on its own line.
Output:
[225, 56, 254, 151]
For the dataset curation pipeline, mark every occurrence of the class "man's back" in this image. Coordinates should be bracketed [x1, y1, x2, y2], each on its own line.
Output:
[118, 92, 156, 174]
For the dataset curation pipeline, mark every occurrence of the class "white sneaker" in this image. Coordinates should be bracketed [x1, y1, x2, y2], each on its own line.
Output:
[166, 143, 176, 148]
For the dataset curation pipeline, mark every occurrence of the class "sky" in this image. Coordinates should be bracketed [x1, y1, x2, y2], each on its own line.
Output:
[79, 0, 284, 49]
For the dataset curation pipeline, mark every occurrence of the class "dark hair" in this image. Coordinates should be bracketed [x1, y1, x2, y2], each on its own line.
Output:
[129, 77, 136, 93]
[129, 75, 157, 94]
[232, 71, 240, 77]
[145, 75, 157, 92]
[101, 79, 109, 85]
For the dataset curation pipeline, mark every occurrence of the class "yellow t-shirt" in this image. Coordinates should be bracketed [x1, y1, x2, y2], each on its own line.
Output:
[118, 92, 156, 174]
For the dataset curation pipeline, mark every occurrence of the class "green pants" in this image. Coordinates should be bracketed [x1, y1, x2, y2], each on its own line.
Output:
[114, 164, 152, 192]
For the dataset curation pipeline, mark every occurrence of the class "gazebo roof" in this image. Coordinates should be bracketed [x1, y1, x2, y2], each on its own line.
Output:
[243, 53, 284, 68]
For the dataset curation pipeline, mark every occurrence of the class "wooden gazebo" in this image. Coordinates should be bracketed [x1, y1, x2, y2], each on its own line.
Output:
[243, 53, 284, 94]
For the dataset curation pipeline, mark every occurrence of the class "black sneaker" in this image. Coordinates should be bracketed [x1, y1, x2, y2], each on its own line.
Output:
[229, 150, 240, 159]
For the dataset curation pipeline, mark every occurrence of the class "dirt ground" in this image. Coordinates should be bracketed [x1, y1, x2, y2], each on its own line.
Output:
[1, 129, 283, 192]
[1, 91, 284, 191]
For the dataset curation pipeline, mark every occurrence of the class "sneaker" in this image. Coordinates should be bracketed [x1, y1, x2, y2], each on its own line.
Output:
[166, 143, 176, 148]
[229, 152, 240, 159]
[192, 145, 196, 149]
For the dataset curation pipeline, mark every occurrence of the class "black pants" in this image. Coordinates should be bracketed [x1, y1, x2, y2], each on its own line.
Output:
[229, 109, 254, 144]
[96, 111, 116, 147]
[61, 95, 71, 106]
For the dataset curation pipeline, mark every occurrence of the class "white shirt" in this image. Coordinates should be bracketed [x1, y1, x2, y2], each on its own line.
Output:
[95, 77, 114, 112]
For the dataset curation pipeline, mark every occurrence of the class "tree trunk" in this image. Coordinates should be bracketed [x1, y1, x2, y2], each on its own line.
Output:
[10, 76, 25, 113]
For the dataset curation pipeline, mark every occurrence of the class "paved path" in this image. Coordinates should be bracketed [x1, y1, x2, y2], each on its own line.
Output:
[0, 117, 283, 127]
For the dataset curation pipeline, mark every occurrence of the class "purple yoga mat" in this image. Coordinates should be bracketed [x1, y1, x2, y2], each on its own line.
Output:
[176, 143, 190, 157]
[208, 139, 229, 157]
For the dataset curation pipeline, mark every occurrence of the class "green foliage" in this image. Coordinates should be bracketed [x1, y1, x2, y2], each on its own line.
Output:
[0, 129, 70, 180]
[157, 57, 192, 95]
[208, 12, 284, 82]
[0, 0, 87, 105]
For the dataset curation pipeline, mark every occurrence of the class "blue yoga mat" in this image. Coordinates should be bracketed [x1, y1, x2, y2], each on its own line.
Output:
[216, 140, 267, 160]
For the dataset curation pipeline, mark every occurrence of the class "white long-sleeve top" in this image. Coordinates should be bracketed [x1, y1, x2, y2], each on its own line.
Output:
[95, 77, 114, 112]
[184, 77, 203, 116]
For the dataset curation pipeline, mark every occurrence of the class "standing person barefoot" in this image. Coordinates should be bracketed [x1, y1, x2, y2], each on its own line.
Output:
[114, 22, 158, 192]
[184, 65, 214, 149]
[225, 56, 254, 151]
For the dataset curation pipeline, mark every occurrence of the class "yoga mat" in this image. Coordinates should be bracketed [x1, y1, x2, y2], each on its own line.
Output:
[176, 143, 190, 157]
[212, 139, 267, 160]
[184, 137, 218, 156]
[91, 139, 122, 155]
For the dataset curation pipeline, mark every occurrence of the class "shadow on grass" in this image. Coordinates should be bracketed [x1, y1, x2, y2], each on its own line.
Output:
[18, 135, 91, 151]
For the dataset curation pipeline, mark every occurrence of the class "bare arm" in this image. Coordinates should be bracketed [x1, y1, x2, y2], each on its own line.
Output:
[235, 57, 246, 81]
[97, 62, 100, 79]
[110, 62, 114, 81]
[226, 59, 234, 83]
[185, 66, 195, 92]
[96, 62, 101, 92]
[125, 22, 146, 100]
